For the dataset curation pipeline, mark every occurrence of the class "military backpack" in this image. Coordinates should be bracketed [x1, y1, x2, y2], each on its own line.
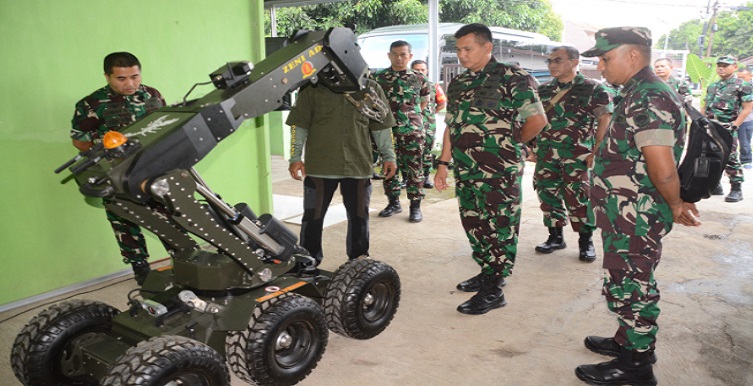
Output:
[678, 103, 733, 202]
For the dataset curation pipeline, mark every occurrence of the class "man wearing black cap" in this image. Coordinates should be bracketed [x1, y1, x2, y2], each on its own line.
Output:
[577, 27, 701, 385]
[702, 55, 753, 202]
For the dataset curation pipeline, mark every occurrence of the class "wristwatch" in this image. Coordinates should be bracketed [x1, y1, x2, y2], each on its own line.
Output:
[436, 159, 450, 166]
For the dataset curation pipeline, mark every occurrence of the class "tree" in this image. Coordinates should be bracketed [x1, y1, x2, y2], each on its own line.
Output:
[656, 20, 703, 54]
[707, 7, 753, 58]
[658, 2, 753, 59]
[439, 0, 561, 40]
[265, 0, 562, 41]
[266, 0, 427, 37]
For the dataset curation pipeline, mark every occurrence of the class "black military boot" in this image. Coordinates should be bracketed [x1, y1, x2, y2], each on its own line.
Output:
[725, 182, 743, 202]
[409, 200, 423, 223]
[584, 336, 657, 364]
[131, 260, 151, 285]
[535, 226, 566, 253]
[457, 275, 506, 315]
[575, 346, 657, 386]
[423, 171, 434, 189]
[712, 183, 724, 195]
[378, 197, 402, 217]
[456, 272, 506, 292]
[578, 231, 596, 263]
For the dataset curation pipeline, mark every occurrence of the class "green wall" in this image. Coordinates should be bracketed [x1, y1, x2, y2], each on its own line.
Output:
[269, 111, 292, 160]
[0, 0, 272, 306]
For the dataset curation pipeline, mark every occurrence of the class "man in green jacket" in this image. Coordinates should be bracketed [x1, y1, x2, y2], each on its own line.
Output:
[287, 80, 396, 265]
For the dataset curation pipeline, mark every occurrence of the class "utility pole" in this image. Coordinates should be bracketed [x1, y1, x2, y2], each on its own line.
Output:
[698, 0, 712, 57]
[705, 0, 721, 57]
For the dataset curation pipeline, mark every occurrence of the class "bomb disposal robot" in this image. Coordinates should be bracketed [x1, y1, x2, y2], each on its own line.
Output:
[11, 28, 400, 386]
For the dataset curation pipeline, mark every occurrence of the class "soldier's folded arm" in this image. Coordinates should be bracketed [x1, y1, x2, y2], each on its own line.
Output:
[589, 113, 612, 166]
[642, 145, 700, 226]
[519, 113, 548, 143]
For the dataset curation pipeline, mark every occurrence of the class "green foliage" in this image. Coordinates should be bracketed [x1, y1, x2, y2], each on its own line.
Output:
[265, 0, 562, 41]
[439, 0, 562, 40]
[659, 2, 753, 59]
[655, 20, 703, 54]
[708, 6, 753, 58]
[685, 54, 719, 101]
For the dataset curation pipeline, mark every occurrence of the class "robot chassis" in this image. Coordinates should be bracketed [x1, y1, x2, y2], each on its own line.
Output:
[10, 28, 400, 386]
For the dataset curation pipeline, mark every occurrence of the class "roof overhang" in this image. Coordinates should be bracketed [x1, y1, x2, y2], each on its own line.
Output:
[264, 0, 348, 8]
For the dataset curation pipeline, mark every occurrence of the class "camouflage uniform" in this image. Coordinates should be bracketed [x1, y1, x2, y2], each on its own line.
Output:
[535, 73, 613, 233]
[372, 68, 429, 201]
[590, 66, 686, 351]
[603, 82, 623, 106]
[704, 75, 753, 184]
[666, 76, 692, 101]
[421, 82, 447, 177]
[445, 57, 544, 277]
[71, 84, 165, 264]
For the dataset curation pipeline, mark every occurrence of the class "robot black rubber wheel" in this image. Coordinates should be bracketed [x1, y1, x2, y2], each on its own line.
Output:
[324, 258, 401, 339]
[10, 299, 119, 386]
[226, 293, 328, 386]
[101, 335, 230, 386]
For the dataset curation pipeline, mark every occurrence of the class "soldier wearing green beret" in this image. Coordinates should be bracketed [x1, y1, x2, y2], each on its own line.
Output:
[576, 27, 701, 385]
[702, 55, 753, 202]
[70, 52, 165, 285]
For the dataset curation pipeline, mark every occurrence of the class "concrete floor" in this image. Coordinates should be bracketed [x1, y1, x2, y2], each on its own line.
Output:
[1, 156, 752, 385]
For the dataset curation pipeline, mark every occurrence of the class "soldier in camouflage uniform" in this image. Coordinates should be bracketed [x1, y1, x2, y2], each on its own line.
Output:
[372, 41, 430, 223]
[602, 80, 623, 106]
[533, 45, 613, 263]
[702, 55, 753, 202]
[653, 57, 692, 102]
[576, 27, 701, 386]
[70, 52, 165, 284]
[410, 60, 447, 189]
[434, 23, 547, 315]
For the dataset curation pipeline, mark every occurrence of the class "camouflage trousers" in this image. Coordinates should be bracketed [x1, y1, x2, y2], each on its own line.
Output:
[456, 176, 522, 277]
[104, 204, 149, 264]
[725, 129, 744, 184]
[421, 125, 436, 177]
[533, 148, 595, 233]
[601, 230, 665, 352]
[384, 131, 424, 201]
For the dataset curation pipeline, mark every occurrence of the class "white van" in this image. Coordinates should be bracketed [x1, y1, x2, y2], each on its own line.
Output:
[357, 23, 559, 83]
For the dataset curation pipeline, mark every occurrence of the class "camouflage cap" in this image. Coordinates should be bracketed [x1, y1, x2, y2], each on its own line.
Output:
[717, 55, 737, 64]
[582, 27, 652, 57]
